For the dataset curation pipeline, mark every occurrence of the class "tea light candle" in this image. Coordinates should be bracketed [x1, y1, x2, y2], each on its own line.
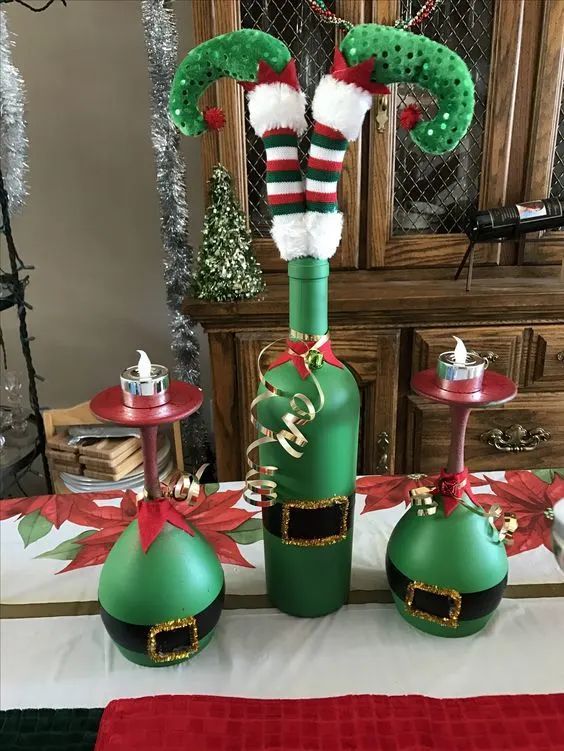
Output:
[120, 350, 170, 408]
[436, 336, 487, 394]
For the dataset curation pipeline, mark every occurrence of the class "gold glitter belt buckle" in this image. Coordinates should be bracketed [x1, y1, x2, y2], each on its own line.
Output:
[147, 616, 199, 664]
[281, 496, 349, 547]
[405, 581, 462, 629]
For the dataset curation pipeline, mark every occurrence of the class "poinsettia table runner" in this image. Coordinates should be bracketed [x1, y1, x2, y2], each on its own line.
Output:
[94, 694, 564, 751]
[1, 470, 564, 750]
[1, 469, 563, 614]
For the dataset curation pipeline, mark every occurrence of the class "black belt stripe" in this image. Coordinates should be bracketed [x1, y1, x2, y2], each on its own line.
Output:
[100, 581, 225, 655]
[262, 495, 355, 542]
[386, 556, 507, 621]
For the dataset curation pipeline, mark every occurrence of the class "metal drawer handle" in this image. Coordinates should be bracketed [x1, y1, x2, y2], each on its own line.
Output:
[557, 351, 564, 362]
[375, 431, 389, 474]
[478, 350, 499, 364]
[480, 424, 551, 452]
[375, 96, 388, 133]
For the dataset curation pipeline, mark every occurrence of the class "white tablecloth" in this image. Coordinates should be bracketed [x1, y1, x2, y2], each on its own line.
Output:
[1, 471, 563, 710]
[2, 599, 564, 710]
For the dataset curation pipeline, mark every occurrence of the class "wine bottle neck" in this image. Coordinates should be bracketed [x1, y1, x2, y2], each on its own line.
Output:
[288, 258, 329, 337]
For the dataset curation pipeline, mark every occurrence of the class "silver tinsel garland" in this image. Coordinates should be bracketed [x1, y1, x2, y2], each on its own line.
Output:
[0, 9, 28, 214]
[140, 0, 209, 469]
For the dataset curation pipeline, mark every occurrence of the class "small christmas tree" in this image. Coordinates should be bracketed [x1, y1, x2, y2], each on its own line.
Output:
[193, 164, 265, 302]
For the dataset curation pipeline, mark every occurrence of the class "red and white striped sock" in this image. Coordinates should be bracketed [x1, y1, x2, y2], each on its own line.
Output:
[263, 127, 306, 217]
[305, 122, 348, 215]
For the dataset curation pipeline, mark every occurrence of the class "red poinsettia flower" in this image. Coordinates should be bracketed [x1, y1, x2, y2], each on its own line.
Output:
[356, 472, 487, 515]
[174, 487, 258, 568]
[483, 470, 564, 556]
[19, 484, 260, 574]
[0, 491, 126, 529]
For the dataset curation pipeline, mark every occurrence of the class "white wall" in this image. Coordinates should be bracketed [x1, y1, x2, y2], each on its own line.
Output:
[1, 0, 209, 421]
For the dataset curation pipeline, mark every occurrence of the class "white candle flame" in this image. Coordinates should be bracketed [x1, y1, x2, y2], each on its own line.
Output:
[136, 350, 152, 379]
[453, 336, 467, 365]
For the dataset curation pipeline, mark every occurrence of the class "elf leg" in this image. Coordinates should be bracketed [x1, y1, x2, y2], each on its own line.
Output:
[306, 48, 388, 259]
[245, 60, 308, 261]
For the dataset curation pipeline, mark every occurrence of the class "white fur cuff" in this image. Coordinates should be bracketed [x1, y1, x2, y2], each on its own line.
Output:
[312, 75, 372, 142]
[271, 214, 308, 261]
[247, 83, 307, 137]
[305, 211, 344, 260]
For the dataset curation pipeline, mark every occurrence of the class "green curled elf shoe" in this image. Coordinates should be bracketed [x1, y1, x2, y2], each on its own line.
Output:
[98, 498, 224, 667]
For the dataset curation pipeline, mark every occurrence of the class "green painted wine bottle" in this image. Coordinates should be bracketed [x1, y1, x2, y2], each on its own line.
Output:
[258, 258, 360, 617]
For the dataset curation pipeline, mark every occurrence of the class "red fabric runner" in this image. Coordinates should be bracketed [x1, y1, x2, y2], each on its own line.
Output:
[95, 693, 564, 750]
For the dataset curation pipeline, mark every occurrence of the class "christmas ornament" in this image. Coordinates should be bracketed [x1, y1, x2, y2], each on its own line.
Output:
[193, 165, 264, 302]
[0, 9, 28, 214]
[386, 337, 518, 637]
[170, 23, 475, 617]
[141, 0, 209, 469]
[91, 351, 224, 666]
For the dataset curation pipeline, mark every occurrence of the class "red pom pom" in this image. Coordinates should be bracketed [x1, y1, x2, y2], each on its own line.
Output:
[399, 103, 423, 131]
[204, 107, 226, 131]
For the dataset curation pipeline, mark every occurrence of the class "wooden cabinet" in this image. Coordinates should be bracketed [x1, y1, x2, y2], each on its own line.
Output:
[187, 278, 564, 481]
[368, 0, 523, 268]
[188, 1, 564, 481]
[407, 393, 563, 473]
[527, 327, 564, 390]
[521, 0, 564, 264]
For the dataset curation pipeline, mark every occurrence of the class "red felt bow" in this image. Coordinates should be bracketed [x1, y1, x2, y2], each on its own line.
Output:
[435, 468, 477, 517]
[241, 59, 300, 92]
[137, 498, 194, 553]
[268, 339, 344, 380]
[330, 48, 390, 95]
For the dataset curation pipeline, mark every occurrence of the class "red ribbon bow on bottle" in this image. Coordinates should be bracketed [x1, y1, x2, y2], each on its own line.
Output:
[137, 498, 194, 553]
[268, 338, 344, 380]
[435, 468, 476, 517]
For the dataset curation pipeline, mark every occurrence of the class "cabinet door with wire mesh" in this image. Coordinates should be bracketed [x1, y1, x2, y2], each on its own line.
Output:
[193, 0, 364, 272]
[367, 0, 524, 268]
[521, 0, 564, 265]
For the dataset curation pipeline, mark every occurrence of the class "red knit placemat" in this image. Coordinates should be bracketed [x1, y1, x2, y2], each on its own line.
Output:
[95, 693, 564, 750]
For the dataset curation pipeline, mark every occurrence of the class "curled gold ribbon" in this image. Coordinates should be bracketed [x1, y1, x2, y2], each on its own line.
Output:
[244, 334, 328, 508]
[409, 487, 438, 516]
[138, 463, 209, 506]
[410, 484, 519, 546]
[486, 504, 518, 546]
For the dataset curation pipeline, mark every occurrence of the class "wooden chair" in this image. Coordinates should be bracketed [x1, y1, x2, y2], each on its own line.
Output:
[43, 402, 184, 494]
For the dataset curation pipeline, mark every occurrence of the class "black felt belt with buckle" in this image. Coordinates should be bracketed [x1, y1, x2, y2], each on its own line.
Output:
[386, 555, 507, 628]
[100, 581, 225, 663]
[262, 495, 354, 547]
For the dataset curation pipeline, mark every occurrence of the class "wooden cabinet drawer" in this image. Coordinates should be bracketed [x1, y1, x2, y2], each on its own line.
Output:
[413, 326, 526, 384]
[527, 327, 564, 390]
[406, 393, 563, 473]
[235, 329, 400, 478]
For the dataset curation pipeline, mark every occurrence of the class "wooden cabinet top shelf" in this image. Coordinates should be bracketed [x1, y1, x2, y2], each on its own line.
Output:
[184, 267, 564, 332]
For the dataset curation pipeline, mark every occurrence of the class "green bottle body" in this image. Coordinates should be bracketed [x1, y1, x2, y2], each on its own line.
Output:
[258, 259, 360, 617]
[386, 494, 509, 637]
[99, 520, 224, 666]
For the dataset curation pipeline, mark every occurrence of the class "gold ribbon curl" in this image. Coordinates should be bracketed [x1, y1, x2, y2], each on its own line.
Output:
[409, 485, 518, 545]
[138, 463, 209, 506]
[244, 333, 328, 508]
